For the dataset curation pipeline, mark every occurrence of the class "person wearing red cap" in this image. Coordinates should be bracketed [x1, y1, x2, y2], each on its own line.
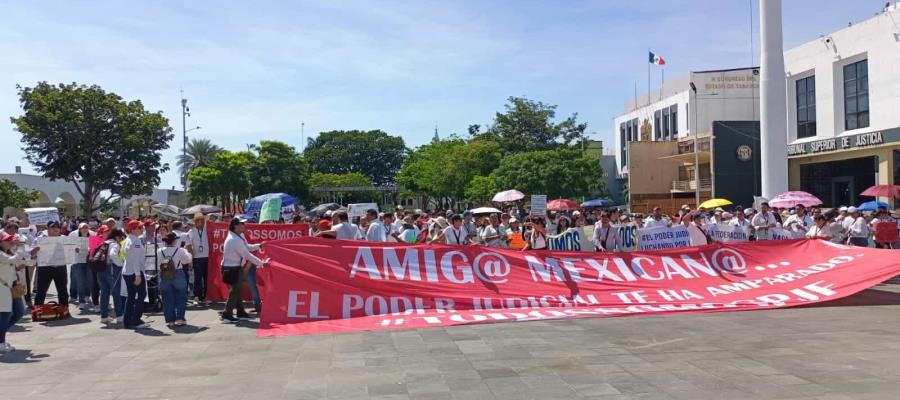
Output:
[33, 221, 69, 307]
[122, 220, 149, 330]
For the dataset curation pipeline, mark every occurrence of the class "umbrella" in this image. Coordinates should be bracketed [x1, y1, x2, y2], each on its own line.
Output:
[861, 184, 900, 198]
[581, 199, 612, 208]
[768, 191, 822, 208]
[857, 200, 891, 212]
[179, 204, 223, 216]
[698, 198, 733, 209]
[492, 189, 525, 202]
[309, 203, 341, 216]
[150, 204, 181, 219]
[547, 198, 579, 211]
[245, 193, 298, 214]
[470, 207, 502, 215]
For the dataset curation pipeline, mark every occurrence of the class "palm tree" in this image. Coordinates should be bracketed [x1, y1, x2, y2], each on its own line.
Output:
[177, 138, 224, 178]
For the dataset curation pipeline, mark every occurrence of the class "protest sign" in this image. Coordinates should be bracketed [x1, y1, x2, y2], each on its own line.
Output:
[637, 225, 691, 250]
[707, 223, 749, 243]
[546, 227, 593, 252]
[205, 222, 310, 301]
[617, 223, 639, 252]
[63, 236, 90, 264]
[36, 236, 67, 265]
[771, 228, 804, 240]
[349, 203, 378, 219]
[257, 237, 900, 336]
[24, 207, 59, 226]
[281, 205, 295, 222]
[874, 222, 899, 244]
[530, 195, 547, 215]
[259, 198, 283, 223]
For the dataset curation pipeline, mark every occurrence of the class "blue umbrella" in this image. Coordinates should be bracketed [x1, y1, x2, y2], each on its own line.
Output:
[245, 193, 298, 214]
[581, 199, 612, 208]
[857, 200, 891, 212]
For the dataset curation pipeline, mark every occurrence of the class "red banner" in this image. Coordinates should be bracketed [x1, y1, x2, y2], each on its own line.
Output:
[206, 222, 309, 301]
[257, 238, 900, 337]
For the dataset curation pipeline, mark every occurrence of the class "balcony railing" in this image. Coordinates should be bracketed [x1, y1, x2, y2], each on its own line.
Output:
[676, 137, 711, 154]
[671, 178, 712, 192]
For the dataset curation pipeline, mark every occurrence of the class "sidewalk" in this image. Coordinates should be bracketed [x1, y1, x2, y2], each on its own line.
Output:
[2, 282, 900, 399]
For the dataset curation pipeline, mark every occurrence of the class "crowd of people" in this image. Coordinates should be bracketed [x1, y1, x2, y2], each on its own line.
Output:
[0, 213, 267, 353]
[0, 200, 896, 353]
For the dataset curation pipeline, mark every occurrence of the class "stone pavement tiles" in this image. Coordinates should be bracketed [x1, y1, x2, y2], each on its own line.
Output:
[3, 283, 900, 399]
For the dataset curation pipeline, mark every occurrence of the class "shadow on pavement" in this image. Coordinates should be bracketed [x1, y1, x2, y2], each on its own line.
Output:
[799, 288, 900, 308]
[0, 349, 50, 364]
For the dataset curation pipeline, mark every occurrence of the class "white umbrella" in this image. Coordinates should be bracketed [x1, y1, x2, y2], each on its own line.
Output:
[492, 189, 524, 202]
[470, 207, 502, 215]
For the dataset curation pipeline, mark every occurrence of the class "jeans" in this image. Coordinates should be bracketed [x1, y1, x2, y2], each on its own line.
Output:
[69, 265, 78, 300]
[246, 265, 261, 311]
[192, 257, 208, 301]
[71, 263, 92, 304]
[35, 266, 68, 305]
[0, 298, 25, 343]
[123, 273, 146, 328]
[160, 270, 188, 323]
[224, 272, 246, 316]
[98, 266, 123, 319]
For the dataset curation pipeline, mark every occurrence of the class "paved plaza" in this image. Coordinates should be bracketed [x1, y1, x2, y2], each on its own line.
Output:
[3, 280, 900, 400]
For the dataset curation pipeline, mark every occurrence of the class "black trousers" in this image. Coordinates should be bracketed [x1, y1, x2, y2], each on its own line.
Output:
[193, 257, 208, 301]
[35, 265, 68, 305]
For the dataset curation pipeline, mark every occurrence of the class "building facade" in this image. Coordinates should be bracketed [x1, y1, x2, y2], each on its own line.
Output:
[613, 67, 761, 213]
[784, 3, 900, 207]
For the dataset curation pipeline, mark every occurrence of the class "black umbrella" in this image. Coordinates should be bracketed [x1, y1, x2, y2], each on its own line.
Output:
[309, 203, 341, 216]
[179, 204, 223, 216]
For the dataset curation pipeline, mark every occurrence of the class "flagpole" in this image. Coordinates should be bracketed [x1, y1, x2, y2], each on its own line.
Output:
[647, 48, 651, 106]
[660, 67, 665, 101]
[633, 81, 638, 111]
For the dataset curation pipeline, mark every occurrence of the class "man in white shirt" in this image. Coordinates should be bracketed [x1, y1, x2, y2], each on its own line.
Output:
[382, 213, 399, 242]
[784, 205, 814, 234]
[317, 211, 358, 240]
[846, 207, 870, 247]
[729, 208, 751, 235]
[644, 206, 669, 228]
[365, 209, 389, 242]
[687, 213, 709, 246]
[186, 214, 208, 304]
[752, 202, 778, 240]
[593, 212, 619, 252]
[431, 215, 470, 245]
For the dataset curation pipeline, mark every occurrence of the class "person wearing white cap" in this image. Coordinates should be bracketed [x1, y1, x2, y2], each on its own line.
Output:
[845, 207, 869, 247]
[67, 222, 94, 310]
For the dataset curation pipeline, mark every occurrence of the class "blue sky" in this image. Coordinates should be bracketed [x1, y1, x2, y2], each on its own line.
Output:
[0, 0, 884, 189]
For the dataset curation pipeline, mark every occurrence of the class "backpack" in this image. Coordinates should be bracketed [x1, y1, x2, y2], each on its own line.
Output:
[159, 248, 180, 281]
[89, 242, 111, 272]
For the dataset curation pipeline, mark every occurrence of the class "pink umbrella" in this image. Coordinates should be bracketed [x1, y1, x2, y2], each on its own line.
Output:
[547, 198, 579, 211]
[768, 191, 823, 208]
[861, 184, 900, 198]
[492, 189, 524, 202]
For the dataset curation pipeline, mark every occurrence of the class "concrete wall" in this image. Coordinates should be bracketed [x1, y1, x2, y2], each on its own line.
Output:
[627, 141, 679, 195]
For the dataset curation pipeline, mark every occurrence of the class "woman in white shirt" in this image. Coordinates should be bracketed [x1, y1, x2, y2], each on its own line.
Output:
[0, 233, 32, 353]
[806, 214, 832, 240]
[122, 220, 149, 330]
[157, 232, 193, 327]
[220, 218, 269, 323]
[523, 217, 548, 251]
[480, 216, 504, 248]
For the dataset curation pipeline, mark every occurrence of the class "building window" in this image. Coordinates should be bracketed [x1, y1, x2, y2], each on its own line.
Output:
[843, 59, 869, 130]
[670, 105, 678, 137]
[796, 75, 816, 138]
[654, 110, 661, 140]
[661, 108, 670, 139]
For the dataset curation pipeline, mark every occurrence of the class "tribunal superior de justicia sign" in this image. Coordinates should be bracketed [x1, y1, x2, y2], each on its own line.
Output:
[787, 128, 900, 157]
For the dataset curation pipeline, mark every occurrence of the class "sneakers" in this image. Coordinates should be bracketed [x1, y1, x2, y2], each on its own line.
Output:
[174, 320, 187, 326]
[220, 313, 238, 323]
[135, 323, 151, 330]
[0, 342, 15, 353]
[100, 317, 112, 324]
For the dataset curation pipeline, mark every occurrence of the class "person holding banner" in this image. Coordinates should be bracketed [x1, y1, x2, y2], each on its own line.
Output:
[687, 214, 709, 246]
[523, 217, 548, 251]
[430, 215, 471, 246]
[364, 210, 389, 242]
[593, 211, 619, 252]
[806, 214, 833, 240]
[220, 218, 269, 323]
[730, 208, 751, 235]
[870, 208, 897, 248]
[122, 221, 149, 330]
[785, 205, 814, 235]
[398, 217, 419, 244]
[479, 216, 504, 248]
[317, 211, 358, 240]
[645, 207, 669, 228]
[752, 202, 779, 240]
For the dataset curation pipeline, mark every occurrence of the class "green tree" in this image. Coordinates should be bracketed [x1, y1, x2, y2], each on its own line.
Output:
[177, 138, 224, 179]
[309, 172, 378, 203]
[396, 139, 465, 203]
[11, 82, 173, 216]
[250, 140, 310, 200]
[444, 140, 503, 199]
[304, 130, 407, 185]
[187, 151, 256, 211]
[464, 175, 498, 205]
[492, 147, 604, 199]
[473, 96, 586, 154]
[0, 179, 37, 210]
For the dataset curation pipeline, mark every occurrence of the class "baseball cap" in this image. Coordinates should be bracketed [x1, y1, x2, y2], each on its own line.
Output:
[96, 225, 110, 235]
[78, 222, 89, 230]
[744, 208, 753, 215]
[848, 206, 858, 213]
[126, 220, 143, 231]
[839, 206, 848, 212]
[318, 219, 332, 229]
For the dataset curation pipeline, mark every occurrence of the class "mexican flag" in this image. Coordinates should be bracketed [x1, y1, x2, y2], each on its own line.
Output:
[649, 51, 666, 65]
